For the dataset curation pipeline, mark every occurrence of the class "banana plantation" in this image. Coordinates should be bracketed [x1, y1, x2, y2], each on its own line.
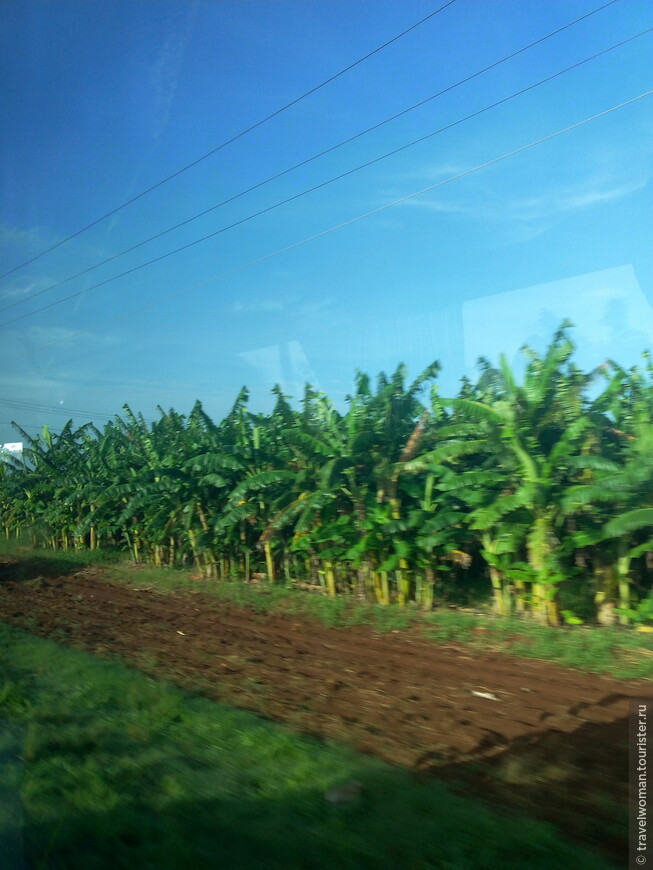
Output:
[2, 324, 652, 626]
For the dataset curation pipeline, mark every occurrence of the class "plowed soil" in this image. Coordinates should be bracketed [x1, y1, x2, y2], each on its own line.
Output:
[1, 560, 651, 865]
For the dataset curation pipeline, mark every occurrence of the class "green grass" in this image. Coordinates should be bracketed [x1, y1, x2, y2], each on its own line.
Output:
[2, 539, 653, 679]
[472, 616, 653, 678]
[0, 540, 128, 577]
[0, 622, 616, 870]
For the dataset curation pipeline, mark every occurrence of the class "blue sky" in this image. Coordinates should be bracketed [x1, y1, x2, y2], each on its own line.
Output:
[1, 0, 652, 443]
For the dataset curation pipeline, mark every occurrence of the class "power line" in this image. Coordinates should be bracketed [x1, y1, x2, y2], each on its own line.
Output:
[3, 25, 649, 329]
[0, 398, 124, 422]
[42, 89, 652, 350]
[0, 0, 624, 318]
[0, 0, 459, 283]
[0, 399, 158, 428]
[0, 421, 43, 430]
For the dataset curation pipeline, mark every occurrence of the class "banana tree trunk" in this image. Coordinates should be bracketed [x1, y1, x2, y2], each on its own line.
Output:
[421, 568, 435, 612]
[324, 560, 337, 598]
[530, 582, 547, 624]
[308, 551, 319, 586]
[594, 560, 617, 625]
[196, 503, 217, 577]
[264, 540, 275, 583]
[481, 534, 510, 616]
[187, 527, 199, 569]
[527, 515, 558, 625]
[617, 553, 632, 625]
[489, 566, 507, 616]
[356, 562, 371, 602]
[381, 570, 391, 606]
[396, 559, 411, 607]
[546, 594, 560, 627]
[133, 528, 141, 562]
[372, 569, 387, 605]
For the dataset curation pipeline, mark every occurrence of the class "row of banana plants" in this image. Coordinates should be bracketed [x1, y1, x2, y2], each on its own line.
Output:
[1, 323, 652, 625]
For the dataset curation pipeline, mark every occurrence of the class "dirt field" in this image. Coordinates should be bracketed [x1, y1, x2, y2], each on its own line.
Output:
[1, 560, 651, 865]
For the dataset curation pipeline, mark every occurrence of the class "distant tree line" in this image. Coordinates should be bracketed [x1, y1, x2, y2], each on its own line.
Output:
[1, 322, 652, 626]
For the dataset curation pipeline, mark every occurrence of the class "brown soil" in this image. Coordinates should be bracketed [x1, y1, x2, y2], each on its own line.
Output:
[1, 560, 651, 866]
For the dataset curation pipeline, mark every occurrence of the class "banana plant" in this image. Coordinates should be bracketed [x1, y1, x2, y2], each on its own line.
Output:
[0, 326, 650, 617]
[562, 419, 653, 623]
[407, 324, 595, 623]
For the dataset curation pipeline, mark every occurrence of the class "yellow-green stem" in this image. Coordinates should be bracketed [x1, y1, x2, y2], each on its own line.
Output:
[264, 541, 275, 583]
[324, 561, 337, 598]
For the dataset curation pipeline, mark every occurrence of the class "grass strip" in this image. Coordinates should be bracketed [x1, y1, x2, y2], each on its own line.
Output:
[0, 621, 617, 870]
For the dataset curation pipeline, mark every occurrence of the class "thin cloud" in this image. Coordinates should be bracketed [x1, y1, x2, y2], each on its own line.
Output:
[150, 3, 198, 141]
[399, 197, 476, 216]
[231, 298, 289, 314]
[0, 373, 73, 393]
[231, 293, 335, 318]
[396, 162, 470, 183]
[0, 280, 39, 300]
[0, 223, 52, 252]
[558, 178, 649, 210]
[298, 297, 334, 317]
[397, 170, 650, 224]
[25, 325, 119, 347]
